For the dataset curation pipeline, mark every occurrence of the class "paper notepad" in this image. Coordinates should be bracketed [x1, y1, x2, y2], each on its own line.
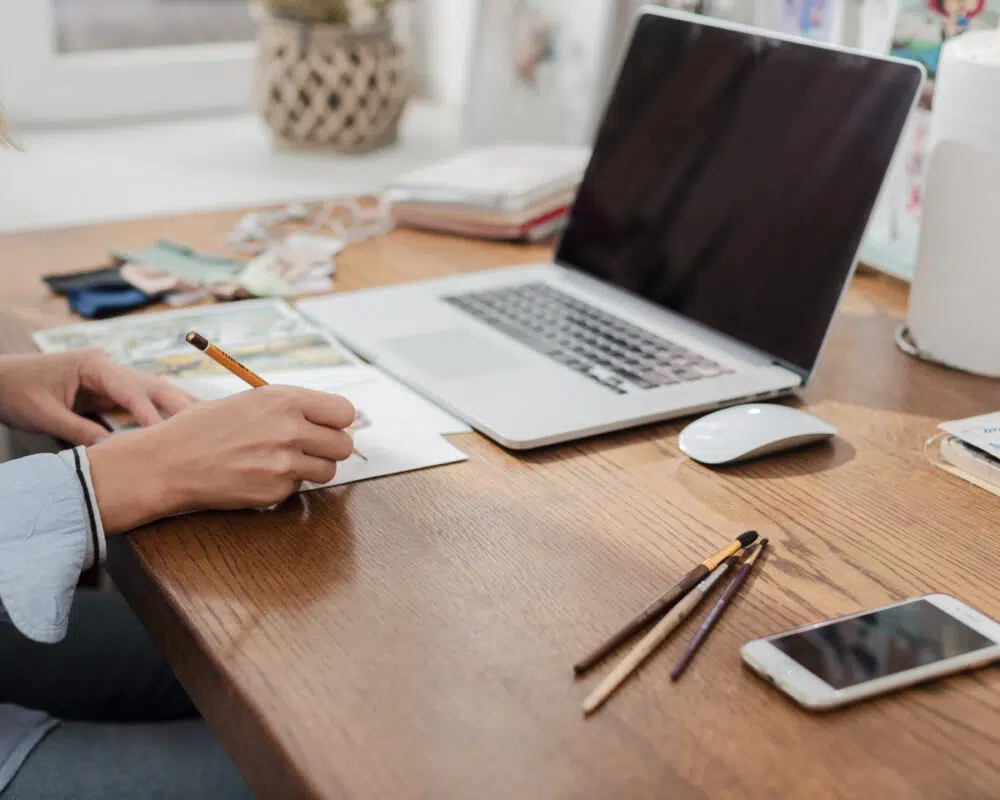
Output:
[169, 366, 470, 488]
[173, 366, 470, 437]
[305, 425, 467, 489]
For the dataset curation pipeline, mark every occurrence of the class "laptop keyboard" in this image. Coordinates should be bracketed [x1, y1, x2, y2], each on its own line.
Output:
[442, 282, 731, 395]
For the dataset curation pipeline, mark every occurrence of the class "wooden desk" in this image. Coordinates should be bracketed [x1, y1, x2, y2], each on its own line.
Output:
[3, 213, 1000, 799]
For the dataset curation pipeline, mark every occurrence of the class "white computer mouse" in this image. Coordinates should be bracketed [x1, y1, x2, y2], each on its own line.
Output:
[678, 403, 836, 466]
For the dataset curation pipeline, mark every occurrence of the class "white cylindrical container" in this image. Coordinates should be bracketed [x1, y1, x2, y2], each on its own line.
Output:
[907, 31, 1000, 377]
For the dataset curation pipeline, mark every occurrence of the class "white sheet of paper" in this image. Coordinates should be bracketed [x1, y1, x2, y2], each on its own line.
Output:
[165, 424, 467, 513]
[293, 367, 470, 436]
[940, 410, 1000, 460]
[303, 424, 468, 489]
[168, 366, 469, 490]
[172, 365, 470, 436]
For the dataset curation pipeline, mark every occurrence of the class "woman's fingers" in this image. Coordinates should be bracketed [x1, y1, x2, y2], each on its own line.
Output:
[296, 422, 356, 462]
[144, 376, 199, 417]
[80, 353, 163, 427]
[293, 454, 339, 486]
[36, 397, 110, 445]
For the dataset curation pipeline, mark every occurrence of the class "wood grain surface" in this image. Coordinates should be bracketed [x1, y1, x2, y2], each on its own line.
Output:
[3, 212, 1000, 799]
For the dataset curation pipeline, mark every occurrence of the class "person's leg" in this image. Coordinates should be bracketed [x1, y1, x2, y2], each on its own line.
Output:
[1, 719, 253, 800]
[0, 588, 195, 721]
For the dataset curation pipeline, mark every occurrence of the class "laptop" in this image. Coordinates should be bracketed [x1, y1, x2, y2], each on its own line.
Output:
[298, 7, 924, 449]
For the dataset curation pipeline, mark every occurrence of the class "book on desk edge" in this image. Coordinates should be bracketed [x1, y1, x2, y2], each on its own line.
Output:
[934, 410, 1000, 496]
[394, 205, 569, 242]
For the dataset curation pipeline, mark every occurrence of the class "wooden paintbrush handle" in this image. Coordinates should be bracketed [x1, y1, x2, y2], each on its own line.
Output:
[573, 566, 707, 674]
[583, 589, 703, 714]
[573, 533, 754, 676]
[582, 562, 734, 715]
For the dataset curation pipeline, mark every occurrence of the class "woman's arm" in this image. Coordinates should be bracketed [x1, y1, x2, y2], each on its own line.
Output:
[1, 381, 357, 644]
[0, 448, 103, 643]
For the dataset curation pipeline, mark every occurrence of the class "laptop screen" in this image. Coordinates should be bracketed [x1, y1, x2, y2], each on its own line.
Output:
[555, 12, 921, 375]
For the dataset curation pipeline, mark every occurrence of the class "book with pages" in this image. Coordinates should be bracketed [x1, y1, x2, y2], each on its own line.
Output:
[387, 145, 589, 241]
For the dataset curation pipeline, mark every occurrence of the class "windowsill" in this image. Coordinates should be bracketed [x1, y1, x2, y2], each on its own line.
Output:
[0, 101, 463, 234]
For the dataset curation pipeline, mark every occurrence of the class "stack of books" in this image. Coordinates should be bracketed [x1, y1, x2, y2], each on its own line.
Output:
[386, 145, 590, 242]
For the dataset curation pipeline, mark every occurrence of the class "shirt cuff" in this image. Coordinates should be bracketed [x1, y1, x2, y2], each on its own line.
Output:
[0, 453, 89, 642]
[58, 446, 107, 570]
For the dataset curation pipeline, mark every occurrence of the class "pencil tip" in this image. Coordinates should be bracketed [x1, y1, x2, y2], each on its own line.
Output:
[185, 331, 208, 350]
[736, 531, 758, 547]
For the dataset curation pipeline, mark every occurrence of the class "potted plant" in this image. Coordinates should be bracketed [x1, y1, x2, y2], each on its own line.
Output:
[253, 0, 409, 152]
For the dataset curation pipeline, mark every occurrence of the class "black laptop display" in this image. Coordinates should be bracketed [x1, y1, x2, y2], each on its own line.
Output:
[557, 13, 922, 375]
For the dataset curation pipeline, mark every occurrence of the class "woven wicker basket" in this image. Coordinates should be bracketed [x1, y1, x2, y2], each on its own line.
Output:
[255, 14, 409, 152]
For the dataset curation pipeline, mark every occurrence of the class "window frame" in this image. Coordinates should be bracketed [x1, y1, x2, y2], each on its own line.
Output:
[0, 1, 255, 125]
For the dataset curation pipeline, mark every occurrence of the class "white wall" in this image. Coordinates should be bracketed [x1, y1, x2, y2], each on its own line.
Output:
[424, 0, 478, 108]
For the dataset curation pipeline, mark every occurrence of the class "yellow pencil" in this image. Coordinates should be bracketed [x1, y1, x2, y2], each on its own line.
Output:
[185, 331, 267, 387]
[185, 330, 365, 460]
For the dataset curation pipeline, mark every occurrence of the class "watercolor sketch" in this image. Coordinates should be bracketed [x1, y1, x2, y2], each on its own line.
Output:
[33, 299, 355, 379]
[464, 0, 616, 146]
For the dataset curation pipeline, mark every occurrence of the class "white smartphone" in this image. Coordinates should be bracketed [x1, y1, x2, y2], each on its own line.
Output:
[742, 594, 1000, 711]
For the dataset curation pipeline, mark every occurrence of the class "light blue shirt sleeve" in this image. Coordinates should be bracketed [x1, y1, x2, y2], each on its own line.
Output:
[0, 449, 101, 644]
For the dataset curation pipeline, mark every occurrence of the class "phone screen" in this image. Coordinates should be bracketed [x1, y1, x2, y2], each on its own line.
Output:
[771, 600, 995, 690]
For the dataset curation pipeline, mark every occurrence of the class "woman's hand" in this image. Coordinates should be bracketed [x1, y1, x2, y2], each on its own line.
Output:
[0, 349, 196, 445]
[87, 385, 356, 535]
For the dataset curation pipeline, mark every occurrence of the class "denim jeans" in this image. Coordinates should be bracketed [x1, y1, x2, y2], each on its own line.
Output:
[0, 589, 252, 799]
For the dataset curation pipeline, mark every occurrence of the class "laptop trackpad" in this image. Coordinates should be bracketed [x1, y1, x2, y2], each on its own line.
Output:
[381, 329, 525, 380]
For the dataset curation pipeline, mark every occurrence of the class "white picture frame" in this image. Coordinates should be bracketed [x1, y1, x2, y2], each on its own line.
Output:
[462, 0, 618, 147]
[752, 0, 849, 43]
[599, 1, 759, 115]
[855, 0, 903, 51]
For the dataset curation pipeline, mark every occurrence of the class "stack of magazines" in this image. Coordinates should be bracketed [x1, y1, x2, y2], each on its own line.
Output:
[387, 145, 590, 242]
